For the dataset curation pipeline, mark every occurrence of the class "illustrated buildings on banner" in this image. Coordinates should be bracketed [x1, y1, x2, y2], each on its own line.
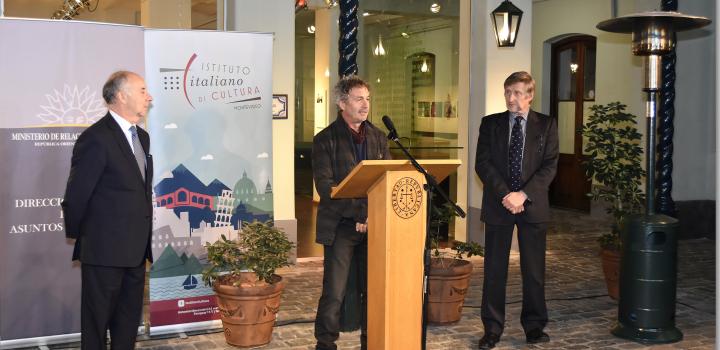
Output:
[149, 164, 273, 282]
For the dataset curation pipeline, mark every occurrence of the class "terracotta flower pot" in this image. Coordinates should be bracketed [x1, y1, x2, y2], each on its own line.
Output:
[213, 272, 286, 348]
[600, 248, 620, 300]
[427, 258, 473, 324]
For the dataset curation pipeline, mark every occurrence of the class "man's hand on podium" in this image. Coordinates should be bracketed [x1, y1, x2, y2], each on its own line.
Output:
[356, 220, 368, 233]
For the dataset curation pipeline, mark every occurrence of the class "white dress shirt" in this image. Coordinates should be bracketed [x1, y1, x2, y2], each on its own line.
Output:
[109, 110, 139, 153]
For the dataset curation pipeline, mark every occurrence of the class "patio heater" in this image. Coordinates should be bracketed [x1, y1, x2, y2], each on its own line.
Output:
[596, 12, 710, 344]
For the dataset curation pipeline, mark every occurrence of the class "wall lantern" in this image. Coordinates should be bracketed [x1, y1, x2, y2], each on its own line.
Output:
[491, 0, 523, 47]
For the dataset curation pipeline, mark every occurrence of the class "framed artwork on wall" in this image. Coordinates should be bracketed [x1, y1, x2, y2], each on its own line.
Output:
[272, 94, 288, 119]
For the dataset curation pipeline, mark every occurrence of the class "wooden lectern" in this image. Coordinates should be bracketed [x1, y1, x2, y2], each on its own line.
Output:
[331, 159, 461, 350]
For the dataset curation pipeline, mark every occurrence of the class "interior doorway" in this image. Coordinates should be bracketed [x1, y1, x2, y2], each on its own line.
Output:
[548, 35, 595, 211]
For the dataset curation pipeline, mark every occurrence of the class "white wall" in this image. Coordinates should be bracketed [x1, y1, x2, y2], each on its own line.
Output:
[296, 36, 315, 143]
[672, 0, 716, 200]
[226, 0, 297, 242]
[531, 0, 646, 195]
[532, 0, 716, 202]
[532, 0, 644, 118]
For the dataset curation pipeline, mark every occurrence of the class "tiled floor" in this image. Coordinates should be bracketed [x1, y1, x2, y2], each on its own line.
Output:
[138, 211, 716, 350]
[31, 208, 715, 349]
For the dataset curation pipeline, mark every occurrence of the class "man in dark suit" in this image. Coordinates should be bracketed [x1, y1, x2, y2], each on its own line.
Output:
[475, 71, 559, 349]
[312, 75, 391, 350]
[62, 71, 154, 350]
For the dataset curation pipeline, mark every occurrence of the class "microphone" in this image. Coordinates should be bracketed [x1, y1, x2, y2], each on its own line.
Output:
[382, 115, 398, 141]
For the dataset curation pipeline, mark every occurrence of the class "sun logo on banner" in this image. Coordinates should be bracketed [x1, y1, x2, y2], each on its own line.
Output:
[36, 85, 106, 126]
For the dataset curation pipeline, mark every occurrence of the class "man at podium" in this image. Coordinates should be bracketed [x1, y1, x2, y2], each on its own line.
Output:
[475, 71, 559, 349]
[312, 75, 392, 350]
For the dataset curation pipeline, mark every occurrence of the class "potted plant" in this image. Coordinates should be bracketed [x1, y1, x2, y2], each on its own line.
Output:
[581, 102, 645, 300]
[426, 202, 484, 324]
[202, 221, 294, 347]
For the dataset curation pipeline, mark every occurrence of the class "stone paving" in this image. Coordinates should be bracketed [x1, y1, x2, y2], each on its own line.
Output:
[39, 209, 716, 349]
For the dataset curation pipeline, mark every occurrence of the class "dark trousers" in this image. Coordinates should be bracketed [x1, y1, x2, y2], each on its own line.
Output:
[81, 262, 146, 350]
[315, 220, 368, 350]
[481, 221, 548, 335]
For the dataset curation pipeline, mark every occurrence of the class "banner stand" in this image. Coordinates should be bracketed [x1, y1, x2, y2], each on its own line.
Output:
[1, 333, 81, 349]
[148, 320, 222, 337]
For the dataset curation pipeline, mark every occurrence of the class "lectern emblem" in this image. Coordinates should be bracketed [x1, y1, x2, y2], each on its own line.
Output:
[391, 177, 423, 219]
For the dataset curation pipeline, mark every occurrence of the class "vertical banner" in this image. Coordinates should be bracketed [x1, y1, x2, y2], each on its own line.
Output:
[144, 30, 274, 328]
[0, 19, 144, 342]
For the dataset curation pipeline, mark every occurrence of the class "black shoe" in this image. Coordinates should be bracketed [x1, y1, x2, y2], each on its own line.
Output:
[315, 343, 337, 350]
[525, 329, 550, 344]
[477, 332, 500, 349]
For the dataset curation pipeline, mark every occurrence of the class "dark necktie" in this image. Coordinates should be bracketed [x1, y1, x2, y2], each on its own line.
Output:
[508, 115, 524, 192]
[130, 126, 146, 181]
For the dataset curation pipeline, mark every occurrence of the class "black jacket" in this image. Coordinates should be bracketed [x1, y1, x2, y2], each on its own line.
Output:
[475, 110, 559, 224]
[312, 116, 391, 245]
[62, 113, 154, 266]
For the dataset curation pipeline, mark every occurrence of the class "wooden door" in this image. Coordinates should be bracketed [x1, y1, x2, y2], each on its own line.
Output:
[549, 35, 595, 211]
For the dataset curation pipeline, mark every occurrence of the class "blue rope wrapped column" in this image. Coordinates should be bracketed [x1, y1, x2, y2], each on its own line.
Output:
[656, 0, 678, 216]
[338, 0, 359, 77]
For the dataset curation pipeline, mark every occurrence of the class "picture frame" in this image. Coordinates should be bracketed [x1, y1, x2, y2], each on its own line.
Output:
[272, 94, 288, 119]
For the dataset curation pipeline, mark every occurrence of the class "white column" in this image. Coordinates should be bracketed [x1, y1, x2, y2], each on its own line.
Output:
[312, 7, 340, 203]
[455, 0, 471, 242]
[314, 7, 340, 134]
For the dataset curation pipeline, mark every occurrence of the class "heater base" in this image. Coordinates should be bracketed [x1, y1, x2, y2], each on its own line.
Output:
[611, 322, 683, 344]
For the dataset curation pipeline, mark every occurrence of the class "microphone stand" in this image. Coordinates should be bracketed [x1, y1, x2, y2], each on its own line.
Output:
[386, 130, 466, 350]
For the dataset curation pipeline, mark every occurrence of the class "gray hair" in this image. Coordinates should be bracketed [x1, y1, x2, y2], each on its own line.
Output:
[102, 71, 134, 104]
[504, 71, 535, 95]
[333, 75, 370, 105]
